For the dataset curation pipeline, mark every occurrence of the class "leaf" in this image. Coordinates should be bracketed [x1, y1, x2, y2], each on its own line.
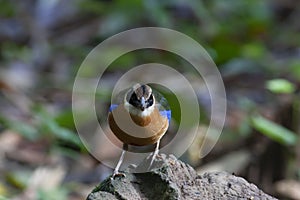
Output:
[37, 188, 68, 200]
[0, 115, 39, 141]
[241, 42, 266, 60]
[5, 170, 31, 189]
[9, 121, 39, 141]
[251, 115, 298, 146]
[33, 107, 84, 149]
[0, 182, 7, 196]
[265, 79, 296, 94]
[289, 60, 300, 80]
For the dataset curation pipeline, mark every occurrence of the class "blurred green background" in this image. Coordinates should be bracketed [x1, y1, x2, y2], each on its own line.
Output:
[0, 0, 300, 199]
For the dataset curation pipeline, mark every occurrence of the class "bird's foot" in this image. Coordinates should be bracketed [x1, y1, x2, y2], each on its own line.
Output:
[111, 171, 126, 179]
[148, 152, 159, 170]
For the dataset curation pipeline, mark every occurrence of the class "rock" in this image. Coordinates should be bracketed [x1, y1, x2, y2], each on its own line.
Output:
[87, 154, 277, 200]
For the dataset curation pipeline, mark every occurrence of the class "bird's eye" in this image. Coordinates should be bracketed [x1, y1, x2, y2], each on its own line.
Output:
[129, 93, 140, 107]
[145, 94, 154, 108]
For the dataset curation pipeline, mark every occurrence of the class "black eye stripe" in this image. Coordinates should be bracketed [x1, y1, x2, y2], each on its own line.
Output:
[129, 92, 154, 109]
[145, 94, 154, 108]
[129, 93, 139, 107]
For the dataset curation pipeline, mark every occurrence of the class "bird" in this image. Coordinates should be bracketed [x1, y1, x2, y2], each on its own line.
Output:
[108, 84, 171, 177]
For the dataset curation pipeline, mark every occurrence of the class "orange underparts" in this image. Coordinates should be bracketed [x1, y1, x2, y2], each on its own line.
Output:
[108, 105, 168, 146]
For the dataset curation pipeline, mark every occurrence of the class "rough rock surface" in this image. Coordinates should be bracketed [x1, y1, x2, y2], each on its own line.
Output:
[87, 154, 277, 200]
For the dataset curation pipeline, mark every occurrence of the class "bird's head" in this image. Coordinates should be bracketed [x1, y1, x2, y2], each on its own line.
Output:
[124, 84, 155, 117]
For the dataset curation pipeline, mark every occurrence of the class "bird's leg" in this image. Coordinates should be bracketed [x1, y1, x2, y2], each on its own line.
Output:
[149, 139, 161, 169]
[112, 144, 128, 178]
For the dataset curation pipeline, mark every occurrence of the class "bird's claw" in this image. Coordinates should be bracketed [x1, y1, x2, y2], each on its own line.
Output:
[111, 172, 126, 179]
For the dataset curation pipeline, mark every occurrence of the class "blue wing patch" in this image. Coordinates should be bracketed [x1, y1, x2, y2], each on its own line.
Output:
[159, 110, 171, 123]
[109, 104, 118, 112]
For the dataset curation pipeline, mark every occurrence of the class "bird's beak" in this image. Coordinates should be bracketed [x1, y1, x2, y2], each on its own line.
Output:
[140, 97, 146, 111]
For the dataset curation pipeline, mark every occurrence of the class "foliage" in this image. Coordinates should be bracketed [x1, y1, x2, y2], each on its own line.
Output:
[1, 106, 84, 151]
[251, 115, 298, 146]
[266, 79, 296, 94]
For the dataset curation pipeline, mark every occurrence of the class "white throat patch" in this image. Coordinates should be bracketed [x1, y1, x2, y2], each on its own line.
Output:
[124, 101, 155, 117]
